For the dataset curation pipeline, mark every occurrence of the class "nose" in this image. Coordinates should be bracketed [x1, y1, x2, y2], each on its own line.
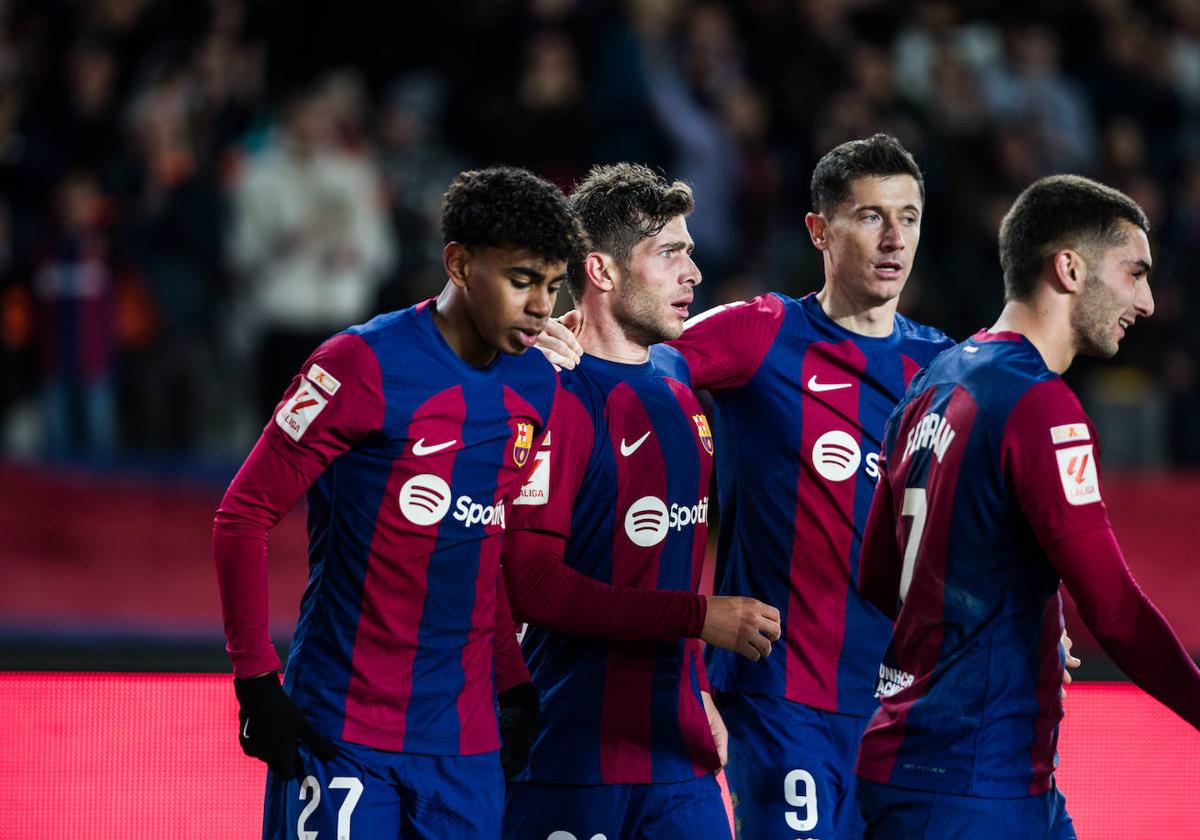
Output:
[880, 219, 906, 252]
[1135, 280, 1155, 318]
[527, 284, 553, 318]
[684, 254, 702, 287]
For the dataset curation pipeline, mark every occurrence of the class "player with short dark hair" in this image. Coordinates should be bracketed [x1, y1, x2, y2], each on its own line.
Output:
[214, 165, 588, 839]
[501, 162, 781, 839]
[856, 174, 1200, 837]
[656, 134, 954, 839]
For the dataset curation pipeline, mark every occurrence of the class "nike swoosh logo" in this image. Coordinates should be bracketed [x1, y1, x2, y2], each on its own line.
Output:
[412, 438, 457, 456]
[807, 375, 853, 392]
[242, 719, 251, 740]
[620, 431, 652, 457]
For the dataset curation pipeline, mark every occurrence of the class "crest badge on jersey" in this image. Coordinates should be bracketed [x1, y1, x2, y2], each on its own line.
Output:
[693, 413, 714, 455]
[513, 421, 535, 467]
[1055, 443, 1101, 505]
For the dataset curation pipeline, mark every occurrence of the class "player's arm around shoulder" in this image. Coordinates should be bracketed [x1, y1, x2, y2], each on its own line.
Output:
[667, 293, 786, 391]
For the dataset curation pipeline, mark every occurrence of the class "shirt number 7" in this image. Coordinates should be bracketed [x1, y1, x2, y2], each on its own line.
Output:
[899, 487, 927, 603]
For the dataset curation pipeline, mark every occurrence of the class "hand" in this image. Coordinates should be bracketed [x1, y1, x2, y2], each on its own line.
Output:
[535, 311, 584, 370]
[234, 672, 339, 779]
[1062, 629, 1081, 696]
[701, 690, 728, 766]
[498, 681, 540, 781]
[701, 596, 782, 662]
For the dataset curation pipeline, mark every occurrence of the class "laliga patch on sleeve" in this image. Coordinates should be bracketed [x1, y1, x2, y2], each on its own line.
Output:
[1055, 443, 1101, 506]
[513, 449, 549, 506]
[275, 384, 329, 442]
[1050, 423, 1089, 445]
[306, 363, 341, 396]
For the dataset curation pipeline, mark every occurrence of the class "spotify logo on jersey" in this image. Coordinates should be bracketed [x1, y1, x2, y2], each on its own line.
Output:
[623, 496, 670, 546]
[622, 495, 710, 546]
[812, 430, 862, 482]
[398, 473, 452, 525]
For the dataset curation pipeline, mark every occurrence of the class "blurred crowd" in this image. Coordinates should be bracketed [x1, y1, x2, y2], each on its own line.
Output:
[0, 0, 1198, 465]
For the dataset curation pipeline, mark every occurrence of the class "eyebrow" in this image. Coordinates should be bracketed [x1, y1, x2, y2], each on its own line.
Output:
[658, 240, 694, 252]
[509, 266, 548, 282]
[1124, 259, 1151, 273]
[854, 204, 922, 214]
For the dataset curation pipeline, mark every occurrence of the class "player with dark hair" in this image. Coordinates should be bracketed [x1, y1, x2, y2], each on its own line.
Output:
[501, 162, 781, 839]
[537, 135, 954, 838]
[855, 174, 1200, 836]
[213, 166, 588, 839]
[670, 134, 954, 839]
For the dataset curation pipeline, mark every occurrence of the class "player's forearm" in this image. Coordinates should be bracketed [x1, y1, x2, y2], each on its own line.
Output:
[503, 534, 707, 640]
[1050, 527, 1200, 729]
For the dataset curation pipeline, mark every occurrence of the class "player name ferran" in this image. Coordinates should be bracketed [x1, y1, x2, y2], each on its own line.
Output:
[902, 411, 957, 464]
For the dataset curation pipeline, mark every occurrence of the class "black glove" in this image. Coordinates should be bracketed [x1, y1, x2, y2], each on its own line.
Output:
[234, 673, 339, 779]
[498, 681, 540, 782]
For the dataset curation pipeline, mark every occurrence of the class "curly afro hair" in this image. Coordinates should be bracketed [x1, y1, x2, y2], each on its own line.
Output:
[441, 166, 589, 266]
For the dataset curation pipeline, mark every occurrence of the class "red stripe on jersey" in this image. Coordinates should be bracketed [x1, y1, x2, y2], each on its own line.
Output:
[901, 354, 924, 387]
[859, 385, 978, 782]
[599, 383, 665, 783]
[786, 340, 868, 708]
[1030, 592, 1065, 794]
[342, 387, 468, 751]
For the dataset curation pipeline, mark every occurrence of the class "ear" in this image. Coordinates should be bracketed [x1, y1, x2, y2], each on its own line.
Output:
[444, 242, 470, 289]
[583, 251, 617, 294]
[805, 212, 829, 251]
[1051, 249, 1087, 294]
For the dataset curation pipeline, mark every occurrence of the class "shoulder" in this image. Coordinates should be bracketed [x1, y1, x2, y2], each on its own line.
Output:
[682, 292, 787, 336]
[648, 343, 691, 386]
[894, 312, 956, 354]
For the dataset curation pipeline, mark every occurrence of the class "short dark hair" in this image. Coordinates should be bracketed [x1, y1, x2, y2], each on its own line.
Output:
[441, 166, 589, 265]
[810, 133, 924, 216]
[998, 174, 1150, 301]
[566, 162, 695, 301]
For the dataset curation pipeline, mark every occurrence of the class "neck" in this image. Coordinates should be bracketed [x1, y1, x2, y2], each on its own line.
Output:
[575, 303, 651, 364]
[815, 283, 899, 337]
[989, 298, 1075, 373]
[432, 284, 498, 367]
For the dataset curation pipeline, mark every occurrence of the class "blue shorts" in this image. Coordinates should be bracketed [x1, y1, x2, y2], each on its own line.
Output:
[261, 739, 503, 839]
[503, 772, 731, 840]
[856, 778, 1077, 839]
[717, 692, 870, 839]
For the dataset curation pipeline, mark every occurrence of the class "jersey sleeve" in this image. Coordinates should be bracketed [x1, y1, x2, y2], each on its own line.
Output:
[501, 389, 708, 639]
[212, 332, 386, 678]
[1048, 527, 1200, 729]
[493, 570, 531, 694]
[1000, 379, 1112, 548]
[667, 294, 785, 391]
[858, 451, 903, 620]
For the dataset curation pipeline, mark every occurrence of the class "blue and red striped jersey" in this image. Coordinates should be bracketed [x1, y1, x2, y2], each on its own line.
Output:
[855, 331, 1111, 796]
[214, 300, 557, 756]
[669, 292, 954, 715]
[507, 347, 721, 785]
